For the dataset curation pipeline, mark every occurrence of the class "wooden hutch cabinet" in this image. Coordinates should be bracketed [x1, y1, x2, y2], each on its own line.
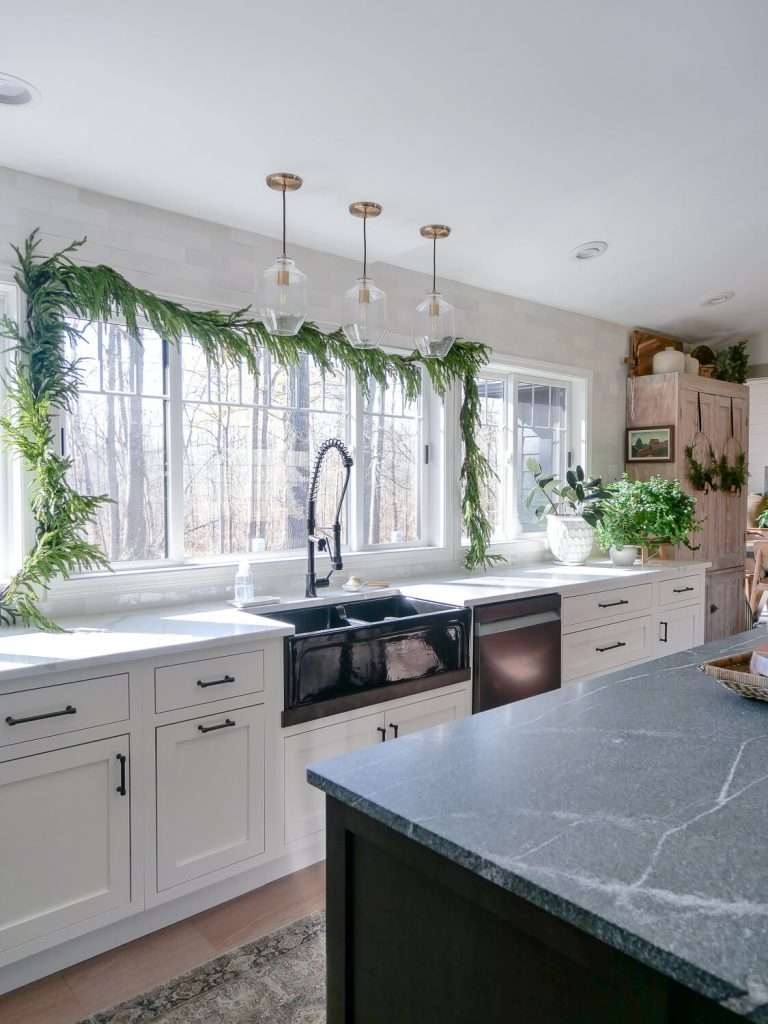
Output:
[626, 372, 749, 641]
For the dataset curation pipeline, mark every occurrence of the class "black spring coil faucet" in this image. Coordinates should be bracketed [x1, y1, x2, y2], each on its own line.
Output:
[305, 438, 353, 598]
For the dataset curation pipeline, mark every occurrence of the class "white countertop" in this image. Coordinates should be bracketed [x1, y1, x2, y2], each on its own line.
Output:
[0, 604, 292, 685]
[399, 560, 708, 608]
[0, 561, 708, 685]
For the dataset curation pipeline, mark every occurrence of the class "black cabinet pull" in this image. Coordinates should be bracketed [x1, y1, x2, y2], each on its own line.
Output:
[377, 726, 386, 742]
[597, 599, 629, 609]
[116, 753, 127, 796]
[659, 621, 669, 643]
[595, 641, 627, 653]
[389, 723, 399, 738]
[6, 704, 76, 727]
[197, 674, 235, 689]
[673, 586, 694, 594]
[197, 718, 236, 734]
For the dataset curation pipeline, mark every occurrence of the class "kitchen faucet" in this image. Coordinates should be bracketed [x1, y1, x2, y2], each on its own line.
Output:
[306, 438, 353, 598]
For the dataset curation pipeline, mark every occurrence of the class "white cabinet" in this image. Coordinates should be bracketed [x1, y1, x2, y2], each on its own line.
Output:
[654, 603, 704, 656]
[282, 685, 473, 845]
[156, 704, 265, 891]
[0, 735, 131, 955]
[383, 687, 472, 740]
[563, 616, 653, 683]
[283, 711, 385, 845]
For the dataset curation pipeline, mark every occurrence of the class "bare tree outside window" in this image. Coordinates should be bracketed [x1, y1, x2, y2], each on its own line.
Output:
[66, 321, 167, 562]
[362, 374, 421, 545]
[182, 341, 349, 557]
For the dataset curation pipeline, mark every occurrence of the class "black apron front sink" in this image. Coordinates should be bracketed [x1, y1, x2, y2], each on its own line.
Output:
[263, 597, 471, 726]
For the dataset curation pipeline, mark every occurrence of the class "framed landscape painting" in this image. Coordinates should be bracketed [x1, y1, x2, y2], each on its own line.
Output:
[626, 426, 674, 462]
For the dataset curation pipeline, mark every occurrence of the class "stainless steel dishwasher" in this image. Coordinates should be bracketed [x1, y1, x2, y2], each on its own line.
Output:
[472, 593, 561, 711]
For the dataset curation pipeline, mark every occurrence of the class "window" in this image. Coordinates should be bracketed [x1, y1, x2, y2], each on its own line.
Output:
[66, 322, 168, 563]
[361, 375, 423, 546]
[63, 321, 436, 567]
[472, 371, 573, 541]
[181, 343, 349, 557]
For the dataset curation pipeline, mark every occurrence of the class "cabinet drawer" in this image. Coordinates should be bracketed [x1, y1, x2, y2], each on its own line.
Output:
[563, 617, 652, 682]
[155, 650, 264, 713]
[0, 673, 129, 749]
[562, 584, 652, 629]
[656, 574, 704, 609]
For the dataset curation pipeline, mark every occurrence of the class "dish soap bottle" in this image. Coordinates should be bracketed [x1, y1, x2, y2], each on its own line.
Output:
[234, 560, 254, 605]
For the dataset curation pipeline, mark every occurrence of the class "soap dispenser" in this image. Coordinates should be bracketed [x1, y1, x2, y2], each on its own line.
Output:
[234, 560, 254, 604]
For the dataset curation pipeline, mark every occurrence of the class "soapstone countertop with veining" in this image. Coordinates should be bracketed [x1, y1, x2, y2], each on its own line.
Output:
[309, 628, 768, 1020]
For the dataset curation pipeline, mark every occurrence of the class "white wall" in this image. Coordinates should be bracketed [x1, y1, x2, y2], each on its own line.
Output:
[0, 166, 629, 481]
[748, 378, 768, 495]
[0, 167, 629, 614]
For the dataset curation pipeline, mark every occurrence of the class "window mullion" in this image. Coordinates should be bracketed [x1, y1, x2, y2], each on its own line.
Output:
[166, 339, 184, 561]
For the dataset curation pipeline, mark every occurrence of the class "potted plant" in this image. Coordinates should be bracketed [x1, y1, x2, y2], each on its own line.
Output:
[594, 475, 700, 565]
[526, 460, 608, 565]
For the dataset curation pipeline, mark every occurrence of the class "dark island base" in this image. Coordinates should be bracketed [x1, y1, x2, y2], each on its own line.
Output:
[326, 797, 738, 1024]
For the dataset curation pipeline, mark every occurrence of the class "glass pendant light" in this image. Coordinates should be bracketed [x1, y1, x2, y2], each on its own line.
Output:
[342, 201, 387, 349]
[260, 172, 308, 336]
[415, 224, 456, 358]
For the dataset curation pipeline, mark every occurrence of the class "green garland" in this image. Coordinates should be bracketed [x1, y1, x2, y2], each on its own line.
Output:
[0, 231, 501, 630]
[685, 444, 747, 494]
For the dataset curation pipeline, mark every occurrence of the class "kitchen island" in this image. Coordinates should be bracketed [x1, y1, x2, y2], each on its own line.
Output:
[309, 629, 768, 1023]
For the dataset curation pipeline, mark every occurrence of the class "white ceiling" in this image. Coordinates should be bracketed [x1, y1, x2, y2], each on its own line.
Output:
[2, 0, 767, 339]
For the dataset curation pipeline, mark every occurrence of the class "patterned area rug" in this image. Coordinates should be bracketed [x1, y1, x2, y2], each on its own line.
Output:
[79, 913, 325, 1024]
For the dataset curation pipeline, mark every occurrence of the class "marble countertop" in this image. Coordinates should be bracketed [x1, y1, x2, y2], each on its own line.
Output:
[0, 560, 707, 685]
[0, 604, 292, 683]
[400, 559, 708, 608]
[309, 628, 768, 1019]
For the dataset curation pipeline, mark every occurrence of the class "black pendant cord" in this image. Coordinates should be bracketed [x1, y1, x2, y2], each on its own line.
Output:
[281, 186, 287, 258]
[432, 237, 437, 293]
[362, 212, 367, 279]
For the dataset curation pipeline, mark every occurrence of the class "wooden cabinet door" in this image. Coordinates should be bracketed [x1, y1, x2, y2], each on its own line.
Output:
[283, 711, 384, 846]
[383, 687, 472, 740]
[156, 705, 265, 891]
[0, 736, 131, 954]
[655, 604, 704, 656]
[706, 568, 749, 641]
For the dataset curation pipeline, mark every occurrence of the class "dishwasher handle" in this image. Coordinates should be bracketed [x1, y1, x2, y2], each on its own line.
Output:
[474, 610, 560, 637]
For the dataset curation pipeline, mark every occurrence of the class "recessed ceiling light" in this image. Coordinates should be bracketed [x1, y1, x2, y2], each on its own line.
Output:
[702, 291, 735, 307]
[570, 240, 608, 261]
[0, 73, 40, 107]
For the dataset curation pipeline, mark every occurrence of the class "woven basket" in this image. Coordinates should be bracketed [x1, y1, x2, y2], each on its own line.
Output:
[702, 653, 768, 702]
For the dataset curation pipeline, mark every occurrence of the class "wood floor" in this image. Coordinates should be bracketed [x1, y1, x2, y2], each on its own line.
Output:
[0, 863, 325, 1024]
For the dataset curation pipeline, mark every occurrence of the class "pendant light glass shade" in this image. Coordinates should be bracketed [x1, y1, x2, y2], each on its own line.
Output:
[415, 224, 456, 358]
[343, 201, 387, 349]
[261, 255, 307, 336]
[260, 173, 308, 337]
[415, 291, 456, 358]
[343, 276, 387, 349]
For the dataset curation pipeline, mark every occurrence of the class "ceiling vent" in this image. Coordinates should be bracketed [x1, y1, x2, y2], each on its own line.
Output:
[702, 291, 735, 307]
[570, 241, 608, 261]
[0, 73, 39, 106]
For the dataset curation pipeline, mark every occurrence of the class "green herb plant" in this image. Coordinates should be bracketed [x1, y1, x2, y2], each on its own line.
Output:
[595, 475, 701, 554]
[0, 231, 501, 631]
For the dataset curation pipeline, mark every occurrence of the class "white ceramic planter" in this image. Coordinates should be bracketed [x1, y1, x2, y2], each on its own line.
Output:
[609, 545, 640, 567]
[546, 514, 594, 565]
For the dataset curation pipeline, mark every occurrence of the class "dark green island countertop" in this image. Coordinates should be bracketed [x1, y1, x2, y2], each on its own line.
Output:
[310, 629, 768, 1021]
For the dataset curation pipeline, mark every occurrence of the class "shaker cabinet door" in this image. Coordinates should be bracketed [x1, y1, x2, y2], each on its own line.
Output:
[384, 687, 471, 740]
[0, 736, 131, 955]
[156, 705, 265, 891]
